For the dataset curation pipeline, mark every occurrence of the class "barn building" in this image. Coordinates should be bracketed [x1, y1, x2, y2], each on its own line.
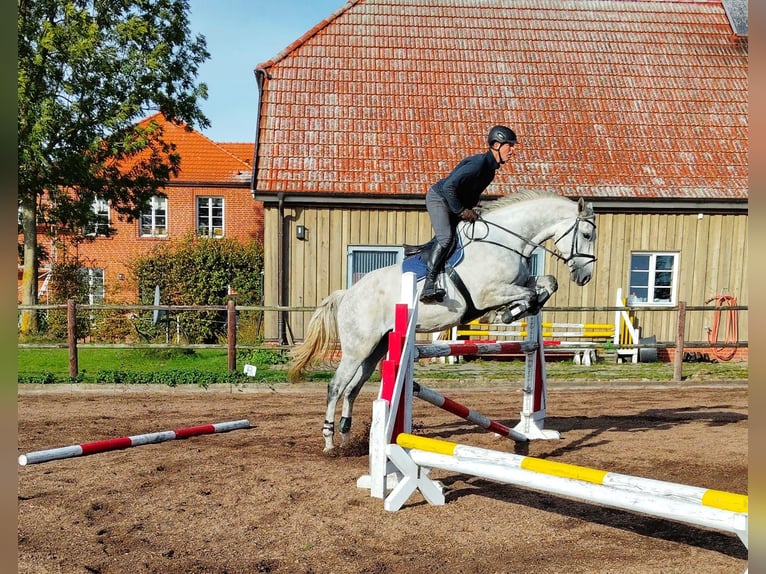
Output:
[250, 0, 748, 357]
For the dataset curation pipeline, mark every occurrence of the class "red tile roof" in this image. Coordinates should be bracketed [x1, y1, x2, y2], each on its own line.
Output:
[139, 113, 253, 184]
[253, 0, 747, 201]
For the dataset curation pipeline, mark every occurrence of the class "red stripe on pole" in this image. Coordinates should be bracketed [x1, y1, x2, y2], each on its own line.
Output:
[80, 437, 133, 455]
[534, 346, 544, 412]
[487, 420, 511, 435]
[174, 424, 216, 439]
[440, 397, 470, 419]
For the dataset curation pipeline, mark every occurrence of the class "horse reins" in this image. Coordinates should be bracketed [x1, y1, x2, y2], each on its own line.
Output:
[461, 214, 597, 265]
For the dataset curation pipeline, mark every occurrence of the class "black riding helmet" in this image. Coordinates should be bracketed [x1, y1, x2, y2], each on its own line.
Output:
[487, 125, 517, 147]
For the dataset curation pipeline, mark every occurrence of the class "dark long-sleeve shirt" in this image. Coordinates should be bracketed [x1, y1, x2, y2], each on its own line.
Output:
[431, 150, 500, 214]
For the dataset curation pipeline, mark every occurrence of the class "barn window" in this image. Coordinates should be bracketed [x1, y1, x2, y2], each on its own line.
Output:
[139, 196, 167, 237]
[197, 197, 224, 238]
[347, 246, 404, 287]
[529, 247, 545, 276]
[628, 252, 678, 305]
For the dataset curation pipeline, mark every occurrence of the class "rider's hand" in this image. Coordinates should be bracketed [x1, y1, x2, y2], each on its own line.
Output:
[461, 208, 479, 222]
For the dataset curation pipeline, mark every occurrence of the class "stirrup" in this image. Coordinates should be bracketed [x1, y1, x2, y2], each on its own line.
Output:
[420, 286, 446, 303]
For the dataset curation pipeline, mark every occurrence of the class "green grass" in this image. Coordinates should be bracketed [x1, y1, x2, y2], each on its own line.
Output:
[17, 347, 747, 386]
[17, 347, 298, 385]
[413, 356, 748, 383]
[18, 348, 229, 377]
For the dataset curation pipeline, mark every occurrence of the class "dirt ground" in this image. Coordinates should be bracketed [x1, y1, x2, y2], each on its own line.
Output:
[17, 379, 748, 574]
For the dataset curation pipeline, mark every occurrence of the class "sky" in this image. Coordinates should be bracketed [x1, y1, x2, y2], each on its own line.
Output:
[187, 0, 348, 143]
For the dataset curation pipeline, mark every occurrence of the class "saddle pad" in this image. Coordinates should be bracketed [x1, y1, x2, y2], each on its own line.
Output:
[401, 237, 465, 280]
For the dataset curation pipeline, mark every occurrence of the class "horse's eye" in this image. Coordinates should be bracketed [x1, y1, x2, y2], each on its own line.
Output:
[582, 232, 592, 241]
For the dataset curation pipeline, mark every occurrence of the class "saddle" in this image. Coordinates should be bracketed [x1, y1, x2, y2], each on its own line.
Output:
[403, 235, 458, 260]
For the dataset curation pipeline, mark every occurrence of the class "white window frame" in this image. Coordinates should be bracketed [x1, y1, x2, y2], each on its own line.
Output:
[80, 267, 105, 304]
[347, 245, 404, 287]
[85, 198, 110, 236]
[197, 196, 224, 238]
[140, 196, 168, 237]
[628, 252, 679, 306]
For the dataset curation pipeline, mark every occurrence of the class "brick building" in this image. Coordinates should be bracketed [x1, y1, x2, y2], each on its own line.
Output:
[21, 114, 259, 303]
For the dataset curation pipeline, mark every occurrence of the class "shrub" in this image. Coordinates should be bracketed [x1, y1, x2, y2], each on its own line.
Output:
[131, 234, 264, 344]
[239, 348, 289, 366]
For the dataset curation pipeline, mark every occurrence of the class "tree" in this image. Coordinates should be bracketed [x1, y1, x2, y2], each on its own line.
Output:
[18, 0, 210, 333]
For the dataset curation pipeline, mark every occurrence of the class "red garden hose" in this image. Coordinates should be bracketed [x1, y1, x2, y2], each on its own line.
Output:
[706, 294, 738, 361]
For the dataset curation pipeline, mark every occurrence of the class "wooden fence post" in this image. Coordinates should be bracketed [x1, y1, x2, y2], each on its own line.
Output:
[67, 299, 78, 379]
[673, 301, 686, 382]
[227, 299, 237, 373]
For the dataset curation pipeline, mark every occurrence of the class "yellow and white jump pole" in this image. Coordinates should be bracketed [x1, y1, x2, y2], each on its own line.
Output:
[385, 433, 748, 551]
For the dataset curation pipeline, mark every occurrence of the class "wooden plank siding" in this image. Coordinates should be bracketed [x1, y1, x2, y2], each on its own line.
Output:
[544, 212, 749, 346]
[263, 206, 748, 347]
[263, 206, 435, 341]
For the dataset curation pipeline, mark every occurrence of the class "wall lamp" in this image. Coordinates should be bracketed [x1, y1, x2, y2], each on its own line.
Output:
[296, 224, 308, 241]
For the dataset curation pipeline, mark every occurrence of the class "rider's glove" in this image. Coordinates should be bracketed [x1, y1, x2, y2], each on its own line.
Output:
[461, 208, 479, 222]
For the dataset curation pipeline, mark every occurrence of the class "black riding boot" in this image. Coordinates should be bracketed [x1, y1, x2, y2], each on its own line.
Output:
[420, 243, 449, 303]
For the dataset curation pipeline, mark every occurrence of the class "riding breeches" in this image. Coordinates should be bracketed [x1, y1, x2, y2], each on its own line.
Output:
[425, 188, 456, 248]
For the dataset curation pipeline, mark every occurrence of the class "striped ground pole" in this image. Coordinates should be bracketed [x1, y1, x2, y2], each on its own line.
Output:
[18, 419, 251, 466]
[396, 433, 747, 515]
[413, 382, 528, 442]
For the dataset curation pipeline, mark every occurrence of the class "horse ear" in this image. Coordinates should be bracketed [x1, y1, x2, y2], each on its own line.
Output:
[577, 197, 585, 213]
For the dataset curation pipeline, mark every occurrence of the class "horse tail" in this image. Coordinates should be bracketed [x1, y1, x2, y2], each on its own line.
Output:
[287, 290, 345, 383]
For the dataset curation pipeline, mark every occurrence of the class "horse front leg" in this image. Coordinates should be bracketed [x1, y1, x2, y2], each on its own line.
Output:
[500, 275, 558, 323]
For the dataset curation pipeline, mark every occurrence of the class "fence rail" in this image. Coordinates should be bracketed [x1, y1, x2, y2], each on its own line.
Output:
[18, 299, 748, 381]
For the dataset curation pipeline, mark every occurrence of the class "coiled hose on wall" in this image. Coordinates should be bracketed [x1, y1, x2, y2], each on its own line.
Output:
[705, 294, 738, 361]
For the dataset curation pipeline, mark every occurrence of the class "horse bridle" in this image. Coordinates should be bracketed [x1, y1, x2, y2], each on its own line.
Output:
[462, 214, 597, 265]
[552, 216, 598, 264]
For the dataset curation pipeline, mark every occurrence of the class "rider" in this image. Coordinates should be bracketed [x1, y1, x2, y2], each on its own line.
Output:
[420, 125, 518, 303]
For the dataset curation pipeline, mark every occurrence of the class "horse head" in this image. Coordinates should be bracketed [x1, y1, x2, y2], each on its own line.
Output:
[553, 197, 597, 286]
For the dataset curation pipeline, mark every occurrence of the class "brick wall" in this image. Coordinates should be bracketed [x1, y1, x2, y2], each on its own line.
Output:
[20, 186, 263, 303]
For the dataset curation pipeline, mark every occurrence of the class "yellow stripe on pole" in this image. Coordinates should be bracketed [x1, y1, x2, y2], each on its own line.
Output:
[396, 433, 457, 456]
[521, 458, 609, 484]
[701, 489, 748, 514]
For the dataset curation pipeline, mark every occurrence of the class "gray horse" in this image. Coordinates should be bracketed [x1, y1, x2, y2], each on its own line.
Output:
[289, 191, 597, 452]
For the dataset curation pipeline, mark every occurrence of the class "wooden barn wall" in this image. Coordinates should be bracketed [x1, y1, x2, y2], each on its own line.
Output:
[262, 206, 434, 341]
[547, 212, 748, 346]
[263, 207, 748, 346]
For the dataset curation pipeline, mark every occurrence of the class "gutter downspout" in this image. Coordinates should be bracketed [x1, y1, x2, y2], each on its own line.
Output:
[277, 192, 286, 345]
[253, 67, 287, 345]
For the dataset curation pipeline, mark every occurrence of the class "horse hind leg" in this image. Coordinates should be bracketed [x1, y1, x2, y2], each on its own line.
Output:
[323, 357, 361, 453]
[338, 336, 389, 449]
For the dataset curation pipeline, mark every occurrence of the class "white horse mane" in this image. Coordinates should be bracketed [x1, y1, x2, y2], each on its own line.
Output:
[483, 190, 564, 212]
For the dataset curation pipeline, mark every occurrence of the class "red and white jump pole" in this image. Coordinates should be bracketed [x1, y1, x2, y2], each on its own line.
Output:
[414, 340, 533, 359]
[18, 419, 250, 466]
[412, 382, 528, 442]
[361, 272, 558, 498]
